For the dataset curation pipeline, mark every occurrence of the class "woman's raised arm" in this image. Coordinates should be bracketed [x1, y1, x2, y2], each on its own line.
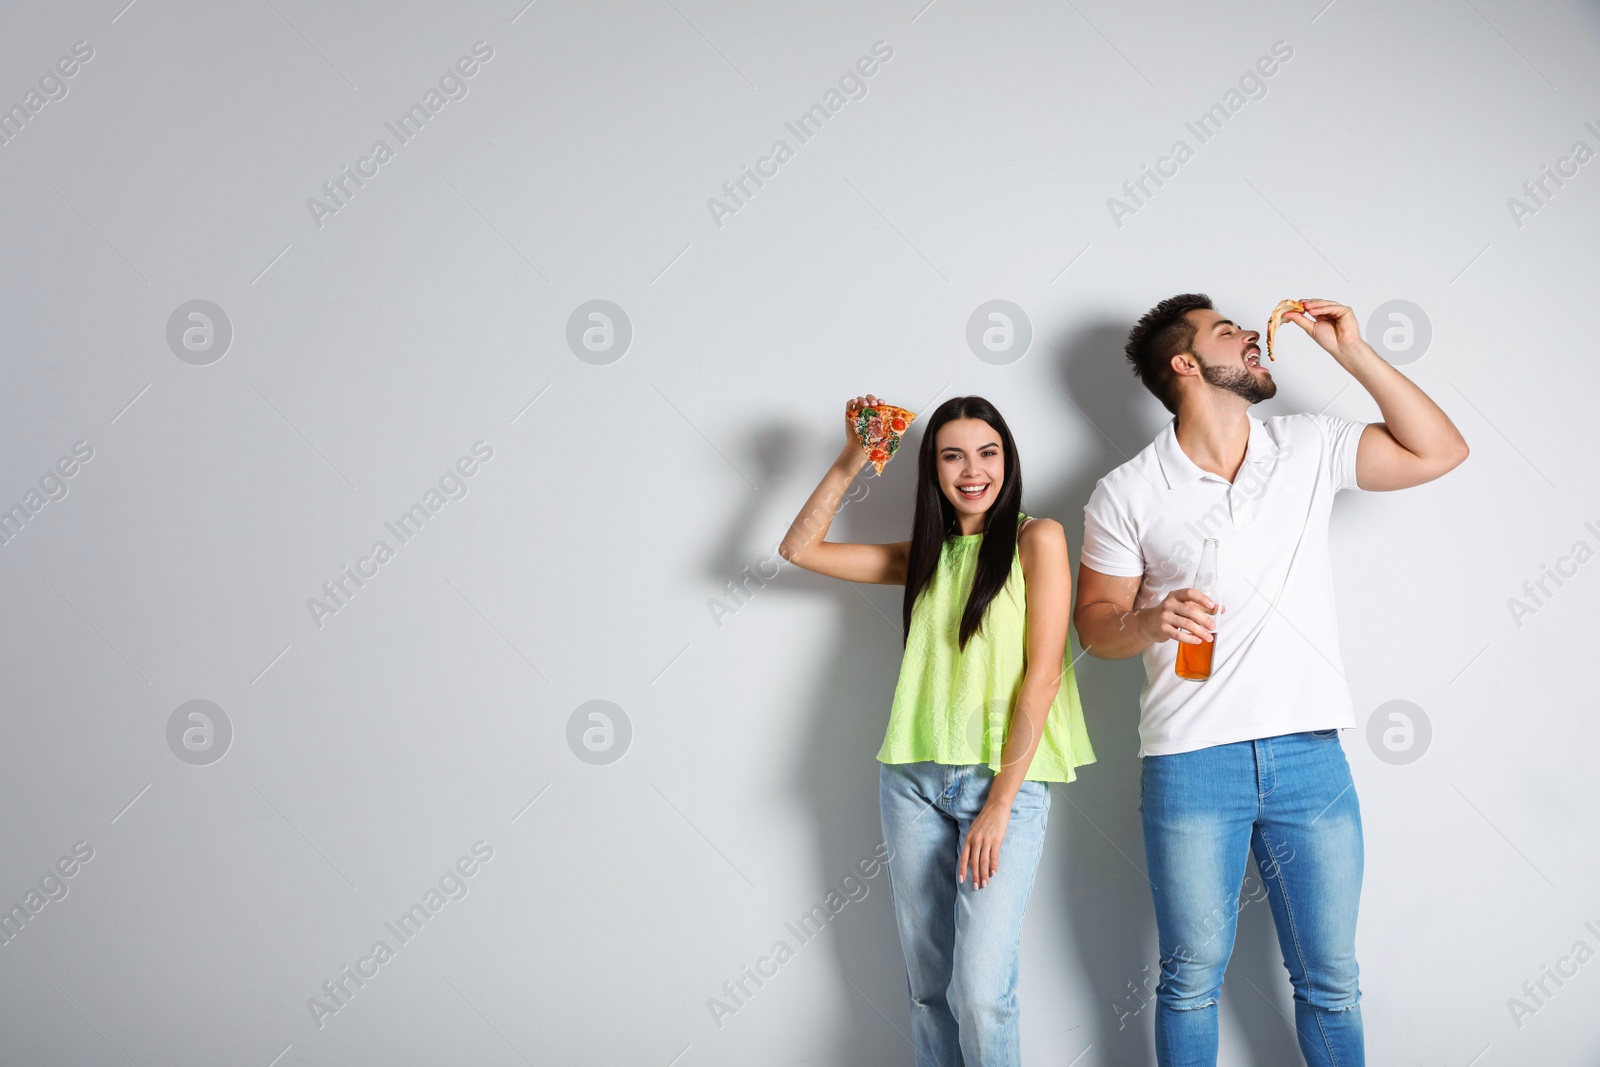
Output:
[777, 395, 910, 586]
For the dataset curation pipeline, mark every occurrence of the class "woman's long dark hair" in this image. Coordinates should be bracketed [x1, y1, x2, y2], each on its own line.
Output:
[901, 396, 1023, 651]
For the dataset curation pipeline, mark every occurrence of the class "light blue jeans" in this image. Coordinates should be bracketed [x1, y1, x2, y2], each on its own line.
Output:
[1141, 730, 1364, 1066]
[879, 761, 1050, 1067]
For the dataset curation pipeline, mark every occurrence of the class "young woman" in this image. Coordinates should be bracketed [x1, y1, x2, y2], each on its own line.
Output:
[779, 394, 1095, 1066]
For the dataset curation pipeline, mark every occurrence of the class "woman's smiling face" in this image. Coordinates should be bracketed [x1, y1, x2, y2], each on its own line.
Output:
[935, 417, 1004, 523]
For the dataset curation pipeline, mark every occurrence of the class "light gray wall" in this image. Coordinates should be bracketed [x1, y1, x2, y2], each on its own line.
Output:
[1, 1, 1596, 1064]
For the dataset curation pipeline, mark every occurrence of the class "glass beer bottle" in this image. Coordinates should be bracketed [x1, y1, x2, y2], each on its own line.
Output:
[1175, 538, 1219, 681]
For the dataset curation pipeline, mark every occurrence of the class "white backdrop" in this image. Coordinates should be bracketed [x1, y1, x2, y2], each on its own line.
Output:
[1, 1, 1597, 1064]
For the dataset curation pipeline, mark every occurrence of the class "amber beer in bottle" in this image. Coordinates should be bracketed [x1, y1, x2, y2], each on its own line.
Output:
[1175, 538, 1219, 681]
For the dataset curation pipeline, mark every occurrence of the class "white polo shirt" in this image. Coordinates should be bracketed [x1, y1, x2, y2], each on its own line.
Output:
[1080, 412, 1366, 757]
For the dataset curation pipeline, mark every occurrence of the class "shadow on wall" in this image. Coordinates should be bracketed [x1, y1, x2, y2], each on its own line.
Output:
[1036, 318, 1165, 1065]
[1039, 319, 1301, 1064]
[704, 420, 917, 1064]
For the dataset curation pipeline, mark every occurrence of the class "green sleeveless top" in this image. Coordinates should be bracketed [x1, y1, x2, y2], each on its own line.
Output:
[877, 513, 1096, 782]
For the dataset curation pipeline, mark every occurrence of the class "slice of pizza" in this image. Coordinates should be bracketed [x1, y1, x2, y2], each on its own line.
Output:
[1265, 299, 1306, 361]
[850, 402, 917, 474]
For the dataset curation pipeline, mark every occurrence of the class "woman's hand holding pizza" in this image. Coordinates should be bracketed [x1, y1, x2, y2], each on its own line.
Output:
[838, 396, 882, 471]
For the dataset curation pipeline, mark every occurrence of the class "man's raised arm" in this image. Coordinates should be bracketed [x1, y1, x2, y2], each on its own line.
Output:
[1287, 299, 1469, 492]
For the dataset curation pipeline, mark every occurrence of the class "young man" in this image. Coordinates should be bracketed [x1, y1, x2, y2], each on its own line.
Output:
[1073, 295, 1468, 1066]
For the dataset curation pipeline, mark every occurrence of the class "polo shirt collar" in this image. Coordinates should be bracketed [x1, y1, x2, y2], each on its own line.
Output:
[1155, 414, 1277, 489]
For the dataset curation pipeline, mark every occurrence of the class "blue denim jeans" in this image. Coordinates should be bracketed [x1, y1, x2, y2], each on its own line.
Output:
[1140, 731, 1364, 1067]
[879, 761, 1050, 1067]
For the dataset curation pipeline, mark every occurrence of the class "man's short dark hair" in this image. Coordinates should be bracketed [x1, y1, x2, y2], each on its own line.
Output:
[1124, 293, 1213, 415]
